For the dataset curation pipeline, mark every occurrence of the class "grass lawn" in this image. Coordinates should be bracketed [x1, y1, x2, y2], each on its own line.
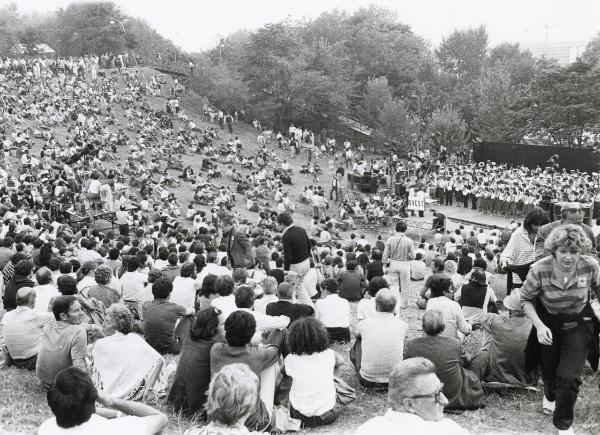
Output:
[0, 68, 599, 434]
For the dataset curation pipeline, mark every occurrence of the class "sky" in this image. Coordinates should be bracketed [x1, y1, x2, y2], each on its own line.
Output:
[11, 0, 600, 52]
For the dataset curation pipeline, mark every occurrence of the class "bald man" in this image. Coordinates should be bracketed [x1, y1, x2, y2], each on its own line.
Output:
[1, 287, 53, 370]
[352, 289, 409, 389]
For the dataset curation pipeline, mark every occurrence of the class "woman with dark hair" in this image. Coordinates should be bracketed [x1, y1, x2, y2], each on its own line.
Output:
[168, 307, 223, 416]
[195, 274, 218, 311]
[457, 247, 473, 276]
[455, 267, 498, 319]
[76, 261, 98, 292]
[365, 249, 384, 280]
[285, 317, 344, 427]
[425, 275, 471, 339]
[500, 206, 550, 292]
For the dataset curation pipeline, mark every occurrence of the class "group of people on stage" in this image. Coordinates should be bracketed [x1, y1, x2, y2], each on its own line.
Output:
[422, 161, 600, 218]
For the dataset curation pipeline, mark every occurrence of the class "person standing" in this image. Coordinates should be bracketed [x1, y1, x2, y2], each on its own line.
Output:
[382, 220, 415, 309]
[114, 205, 130, 236]
[277, 212, 311, 278]
[520, 224, 600, 434]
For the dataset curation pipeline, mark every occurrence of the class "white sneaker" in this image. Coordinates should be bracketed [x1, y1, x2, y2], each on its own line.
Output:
[558, 428, 574, 435]
[543, 396, 555, 415]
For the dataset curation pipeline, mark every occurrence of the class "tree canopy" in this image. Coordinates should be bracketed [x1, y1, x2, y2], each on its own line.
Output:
[3, 2, 599, 149]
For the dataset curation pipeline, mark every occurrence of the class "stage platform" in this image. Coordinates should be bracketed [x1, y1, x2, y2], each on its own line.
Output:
[396, 203, 514, 242]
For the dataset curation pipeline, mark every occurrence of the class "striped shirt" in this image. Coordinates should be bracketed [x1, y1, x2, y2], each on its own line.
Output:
[382, 233, 415, 263]
[520, 255, 600, 315]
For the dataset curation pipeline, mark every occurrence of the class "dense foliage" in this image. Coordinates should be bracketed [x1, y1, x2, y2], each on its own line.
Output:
[2, 2, 600, 150]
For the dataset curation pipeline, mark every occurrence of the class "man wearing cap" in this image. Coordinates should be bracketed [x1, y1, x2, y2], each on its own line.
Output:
[535, 202, 596, 259]
[1, 287, 54, 370]
[470, 290, 539, 387]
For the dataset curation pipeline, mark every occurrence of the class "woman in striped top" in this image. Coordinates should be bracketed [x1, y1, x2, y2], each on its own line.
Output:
[520, 224, 600, 434]
[500, 207, 550, 287]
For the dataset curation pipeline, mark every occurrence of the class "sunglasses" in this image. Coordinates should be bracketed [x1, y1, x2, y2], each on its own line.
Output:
[409, 384, 445, 404]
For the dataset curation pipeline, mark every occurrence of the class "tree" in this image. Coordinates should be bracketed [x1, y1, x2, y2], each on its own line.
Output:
[521, 60, 600, 146]
[473, 65, 528, 143]
[344, 5, 431, 96]
[376, 98, 417, 152]
[18, 26, 42, 55]
[425, 107, 467, 153]
[0, 3, 22, 54]
[359, 77, 393, 128]
[436, 26, 488, 83]
[49, 2, 127, 56]
[488, 42, 536, 86]
[581, 32, 600, 68]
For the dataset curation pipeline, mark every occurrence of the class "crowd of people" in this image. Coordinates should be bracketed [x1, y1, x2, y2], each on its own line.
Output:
[400, 160, 600, 219]
[0, 55, 599, 435]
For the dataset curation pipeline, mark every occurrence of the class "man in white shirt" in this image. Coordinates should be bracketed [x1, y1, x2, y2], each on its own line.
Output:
[1, 287, 54, 370]
[355, 357, 469, 435]
[169, 263, 196, 310]
[315, 278, 351, 342]
[195, 251, 231, 288]
[77, 238, 103, 264]
[353, 289, 409, 388]
[33, 267, 60, 313]
[119, 256, 148, 303]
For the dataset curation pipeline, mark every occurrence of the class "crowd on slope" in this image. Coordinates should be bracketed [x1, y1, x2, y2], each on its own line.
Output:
[0, 57, 599, 435]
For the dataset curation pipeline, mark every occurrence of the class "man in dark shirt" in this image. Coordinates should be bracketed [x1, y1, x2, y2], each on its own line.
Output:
[277, 212, 311, 276]
[142, 278, 188, 354]
[210, 310, 280, 431]
[0, 236, 15, 270]
[266, 282, 314, 324]
[3, 259, 35, 311]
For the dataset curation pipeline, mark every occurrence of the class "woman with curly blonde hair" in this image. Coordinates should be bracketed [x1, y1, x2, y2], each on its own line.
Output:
[184, 363, 262, 435]
[521, 224, 600, 433]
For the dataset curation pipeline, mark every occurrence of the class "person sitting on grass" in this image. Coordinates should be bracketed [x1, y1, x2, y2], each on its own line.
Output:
[404, 309, 484, 411]
[210, 310, 282, 432]
[356, 276, 391, 322]
[410, 253, 426, 281]
[354, 357, 469, 435]
[416, 259, 446, 310]
[285, 317, 345, 428]
[315, 278, 351, 343]
[470, 290, 539, 388]
[425, 275, 471, 339]
[1, 287, 54, 370]
[351, 289, 408, 389]
[90, 304, 168, 401]
[38, 367, 168, 434]
[36, 296, 102, 388]
[184, 364, 266, 435]
[142, 277, 194, 355]
[338, 260, 366, 302]
[168, 307, 224, 417]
